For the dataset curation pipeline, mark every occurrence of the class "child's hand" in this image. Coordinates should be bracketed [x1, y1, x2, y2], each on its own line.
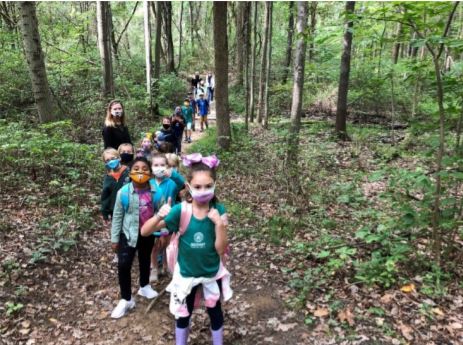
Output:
[207, 208, 222, 225]
[164, 168, 172, 178]
[111, 243, 119, 253]
[157, 197, 172, 219]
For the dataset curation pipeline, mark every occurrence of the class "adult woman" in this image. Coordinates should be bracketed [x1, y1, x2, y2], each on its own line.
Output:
[102, 100, 132, 149]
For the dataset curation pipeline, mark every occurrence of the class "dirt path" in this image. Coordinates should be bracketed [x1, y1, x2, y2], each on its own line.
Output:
[1, 102, 312, 345]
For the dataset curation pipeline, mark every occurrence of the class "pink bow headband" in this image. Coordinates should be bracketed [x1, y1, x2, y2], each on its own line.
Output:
[182, 153, 220, 169]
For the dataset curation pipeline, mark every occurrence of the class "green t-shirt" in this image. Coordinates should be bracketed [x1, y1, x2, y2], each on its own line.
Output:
[181, 106, 193, 123]
[165, 202, 226, 278]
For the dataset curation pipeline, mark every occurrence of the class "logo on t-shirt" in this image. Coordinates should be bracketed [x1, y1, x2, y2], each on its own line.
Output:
[191, 232, 205, 249]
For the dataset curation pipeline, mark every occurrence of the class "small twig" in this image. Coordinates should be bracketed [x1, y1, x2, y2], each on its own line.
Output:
[145, 286, 167, 314]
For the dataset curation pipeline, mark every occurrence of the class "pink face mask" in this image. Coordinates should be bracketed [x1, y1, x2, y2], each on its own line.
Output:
[189, 185, 215, 204]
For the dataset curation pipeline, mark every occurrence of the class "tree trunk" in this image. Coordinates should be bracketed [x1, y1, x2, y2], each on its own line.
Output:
[308, 2, 317, 62]
[163, 2, 175, 73]
[282, 1, 294, 84]
[257, 2, 271, 125]
[96, 1, 114, 98]
[143, 1, 152, 94]
[249, 2, 258, 123]
[335, 1, 355, 141]
[262, 2, 273, 129]
[177, 2, 183, 71]
[152, 1, 162, 80]
[189, 2, 194, 53]
[18, 1, 56, 123]
[287, 1, 309, 192]
[392, 22, 402, 64]
[213, 2, 231, 150]
[244, 2, 251, 130]
[235, 2, 246, 86]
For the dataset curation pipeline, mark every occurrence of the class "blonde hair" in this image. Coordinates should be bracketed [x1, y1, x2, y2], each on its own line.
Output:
[101, 148, 120, 161]
[118, 143, 134, 154]
[165, 153, 180, 168]
[104, 100, 125, 127]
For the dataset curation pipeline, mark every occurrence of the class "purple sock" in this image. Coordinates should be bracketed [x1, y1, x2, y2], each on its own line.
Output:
[211, 327, 223, 345]
[175, 327, 189, 345]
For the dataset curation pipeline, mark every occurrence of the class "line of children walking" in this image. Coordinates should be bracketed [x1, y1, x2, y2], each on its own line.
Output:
[100, 121, 230, 344]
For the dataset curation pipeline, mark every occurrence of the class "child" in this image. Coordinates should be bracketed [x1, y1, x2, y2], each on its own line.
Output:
[188, 93, 197, 132]
[136, 137, 153, 161]
[171, 112, 186, 155]
[141, 153, 232, 345]
[165, 153, 180, 170]
[181, 98, 193, 143]
[100, 148, 130, 225]
[110, 157, 159, 318]
[155, 117, 177, 151]
[206, 72, 215, 103]
[149, 153, 185, 282]
[118, 143, 134, 166]
[196, 92, 210, 132]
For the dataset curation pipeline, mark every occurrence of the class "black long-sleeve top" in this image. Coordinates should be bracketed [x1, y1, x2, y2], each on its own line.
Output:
[102, 125, 132, 149]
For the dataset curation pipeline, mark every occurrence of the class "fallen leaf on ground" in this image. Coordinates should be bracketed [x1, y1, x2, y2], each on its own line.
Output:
[400, 283, 415, 293]
[338, 308, 355, 326]
[314, 307, 329, 317]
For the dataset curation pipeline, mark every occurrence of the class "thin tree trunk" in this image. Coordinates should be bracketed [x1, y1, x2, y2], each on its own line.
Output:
[244, 2, 251, 129]
[152, 1, 162, 80]
[189, 1, 194, 53]
[213, 2, 231, 150]
[177, 2, 183, 71]
[335, 1, 355, 140]
[249, 2, 258, 124]
[287, 1, 309, 185]
[262, 2, 273, 129]
[282, 1, 294, 84]
[392, 22, 402, 64]
[308, 2, 317, 62]
[163, 2, 175, 73]
[257, 2, 270, 125]
[143, 1, 151, 94]
[18, 1, 56, 123]
[235, 2, 246, 86]
[96, 1, 114, 98]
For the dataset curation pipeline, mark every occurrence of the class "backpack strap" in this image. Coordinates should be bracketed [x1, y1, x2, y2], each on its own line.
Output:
[178, 201, 192, 236]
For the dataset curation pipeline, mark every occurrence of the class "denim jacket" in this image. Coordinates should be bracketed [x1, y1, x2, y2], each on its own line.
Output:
[111, 180, 157, 248]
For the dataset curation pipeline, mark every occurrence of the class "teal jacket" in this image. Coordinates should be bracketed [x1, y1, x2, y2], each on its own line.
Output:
[111, 179, 157, 248]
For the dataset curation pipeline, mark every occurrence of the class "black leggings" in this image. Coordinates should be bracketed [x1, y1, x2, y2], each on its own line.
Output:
[117, 233, 155, 301]
[176, 280, 224, 331]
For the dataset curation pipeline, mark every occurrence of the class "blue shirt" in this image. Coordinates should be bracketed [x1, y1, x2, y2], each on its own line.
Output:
[197, 99, 209, 116]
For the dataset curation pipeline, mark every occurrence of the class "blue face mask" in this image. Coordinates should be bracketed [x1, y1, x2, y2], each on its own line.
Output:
[105, 158, 120, 170]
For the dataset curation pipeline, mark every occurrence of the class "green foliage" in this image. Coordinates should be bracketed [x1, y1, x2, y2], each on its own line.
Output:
[5, 302, 24, 316]
[153, 73, 188, 111]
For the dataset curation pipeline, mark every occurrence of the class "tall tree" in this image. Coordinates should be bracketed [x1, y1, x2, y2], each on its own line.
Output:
[257, 1, 271, 125]
[213, 2, 231, 150]
[308, 2, 318, 62]
[286, 1, 309, 191]
[282, 1, 295, 84]
[244, 2, 251, 129]
[152, 1, 162, 80]
[143, 0, 152, 94]
[177, 2, 184, 70]
[335, 1, 355, 140]
[162, 2, 175, 73]
[235, 2, 246, 86]
[18, 1, 56, 123]
[392, 22, 403, 64]
[96, 1, 114, 98]
[262, 2, 273, 129]
[249, 2, 258, 123]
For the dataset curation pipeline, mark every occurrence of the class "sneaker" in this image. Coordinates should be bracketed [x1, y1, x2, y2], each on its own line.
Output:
[200, 129, 203, 133]
[188, 138, 192, 143]
[112, 254, 118, 264]
[149, 268, 159, 283]
[137, 285, 159, 299]
[111, 298, 135, 319]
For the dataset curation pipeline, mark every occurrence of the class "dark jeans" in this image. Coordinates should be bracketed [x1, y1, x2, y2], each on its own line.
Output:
[176, 279, 223, 331]
[208, 87, 214, 102]
[117, 233, 155, 301]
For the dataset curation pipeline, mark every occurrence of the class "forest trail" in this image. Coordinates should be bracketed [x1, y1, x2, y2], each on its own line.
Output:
[0, 105, 312, 345]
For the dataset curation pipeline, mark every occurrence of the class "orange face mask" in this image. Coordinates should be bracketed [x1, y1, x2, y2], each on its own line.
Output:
[130, 171, 151, 184]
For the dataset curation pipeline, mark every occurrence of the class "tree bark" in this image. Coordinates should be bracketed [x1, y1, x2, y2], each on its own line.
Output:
[143, 0, 152, 94]
[96, 1, 114, 98]
[18, 1, 56, 123]
[308, 2, 317, 62]
[213, 2, 231, 150]
[244, 2, 251, 130]
[282, 1, 294, 84]
[257, 2, 271, 125]
[392, 22, 402, 64]
[335, 1, 355, 141]
[262, 2, 273, 129]
[162, 2, 175, 73]
[249, 2, 258, 123]
[287, 1, 309, 192]
[235, 2, 246, 86]
[152, 1, 162, 80]
[177, 2, 183, 71]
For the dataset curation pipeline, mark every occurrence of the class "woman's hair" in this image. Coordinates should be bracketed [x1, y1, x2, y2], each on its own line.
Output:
[158, 141, 174, 153]
[130, 157, 152, 173]
[165, 153, 180, 168]
[104, 100, 125, 127]
[101, 148, 119, 161]
[185, 162, 218, 204]
[118, 143, 133, 154]
[151, 153, 167, 164]
[162, 117, 172, 123]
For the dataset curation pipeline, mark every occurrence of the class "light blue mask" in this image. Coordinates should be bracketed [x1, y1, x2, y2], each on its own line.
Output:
[105, 158, 120, 170]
